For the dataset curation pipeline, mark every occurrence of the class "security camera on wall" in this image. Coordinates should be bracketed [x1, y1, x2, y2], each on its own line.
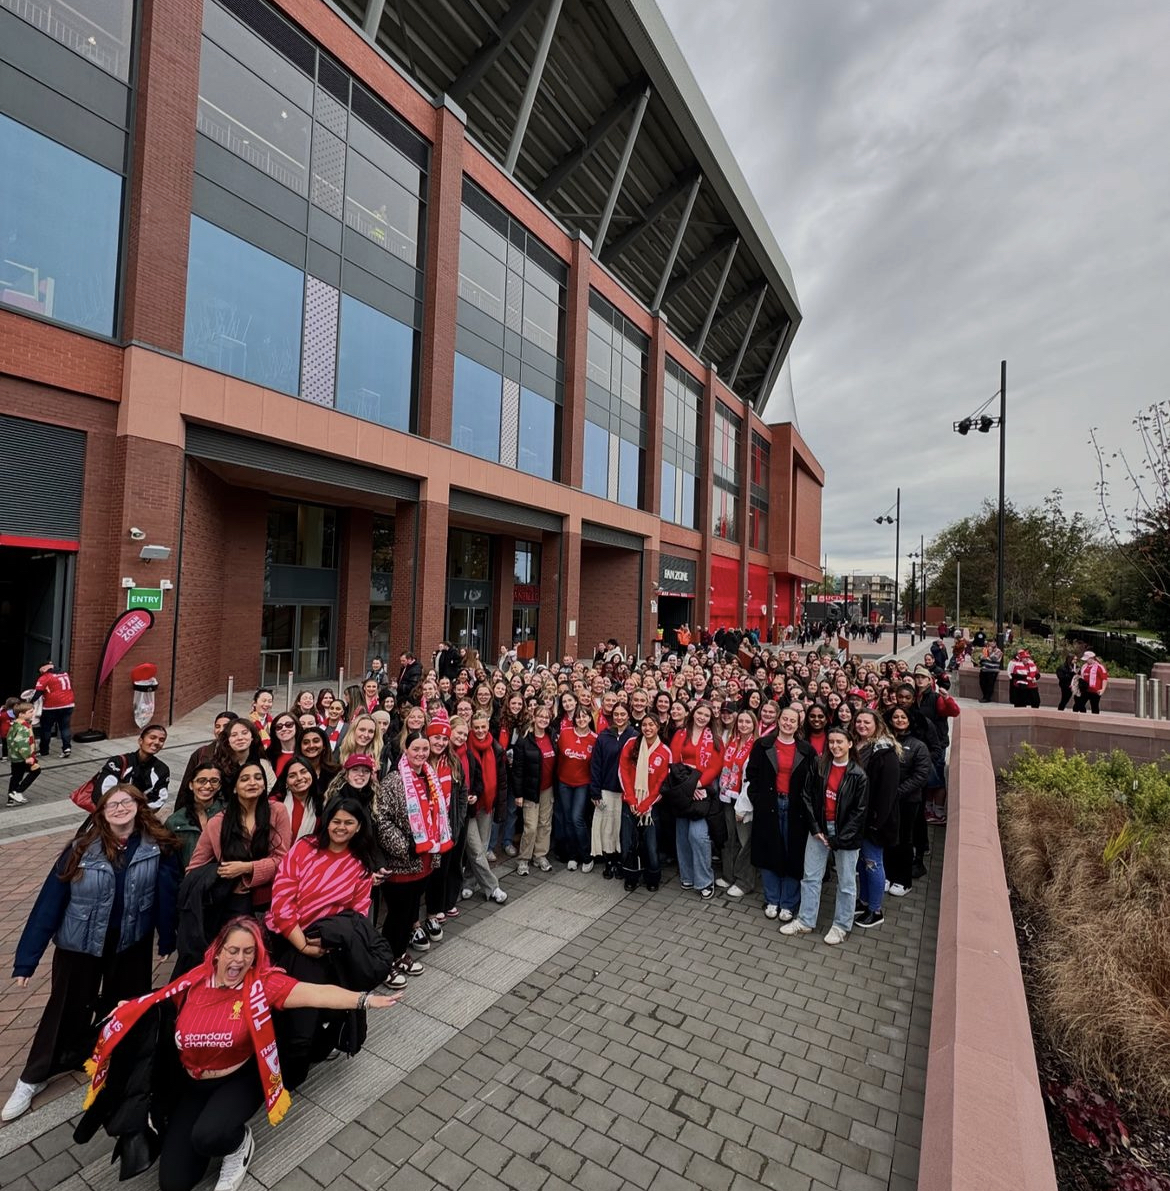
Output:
[129, 527, 146, 541]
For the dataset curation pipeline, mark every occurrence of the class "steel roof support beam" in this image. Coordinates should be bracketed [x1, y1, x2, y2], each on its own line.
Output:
[535, 77, 650, 202]
[593, 84, 652, 255]
[693, 236, 738, 357]
[662, 229, 737, 305]
[504, 0, 564, 175]
[362, 0, 386, 36]
[705, 280, 767, 339]
[600, 168, 699, 265]
[726, 285, 768, 386]
[651, 173, 702, 312]
[756, 325, 790, 407]
[447, 0, 546, 104]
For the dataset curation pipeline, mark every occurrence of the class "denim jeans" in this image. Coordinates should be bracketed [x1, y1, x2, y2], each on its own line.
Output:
[557, 783, 592, 862]
[675, 815, 714, 890]
[798, 834, 859, 932]
[621, 802, 660, 886]
[760, 868, 800, 913]
[490, 799, 518, 851]
[857, 838, 885, 912]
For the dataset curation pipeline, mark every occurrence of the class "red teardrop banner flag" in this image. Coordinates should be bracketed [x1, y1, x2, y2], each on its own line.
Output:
[95, 609, 156, 693]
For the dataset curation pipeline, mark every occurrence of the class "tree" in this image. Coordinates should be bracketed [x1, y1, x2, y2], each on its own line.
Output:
[1091, 402, 1170, 647]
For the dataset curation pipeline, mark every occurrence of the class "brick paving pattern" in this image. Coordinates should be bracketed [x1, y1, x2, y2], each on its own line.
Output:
[0, 797, 939, 1191]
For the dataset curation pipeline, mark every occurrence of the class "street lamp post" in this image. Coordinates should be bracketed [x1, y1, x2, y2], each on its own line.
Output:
[874, 488, 900, 655]
[953, 360, 1007, 643]
[908, 555, 917, 646]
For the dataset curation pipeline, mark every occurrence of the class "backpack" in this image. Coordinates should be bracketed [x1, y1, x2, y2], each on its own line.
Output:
[71, 755, 129, 813]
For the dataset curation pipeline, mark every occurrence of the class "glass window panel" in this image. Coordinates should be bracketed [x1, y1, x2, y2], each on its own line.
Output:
[458, 233, 506, 321]
[518, 387, 555, 481]
[368, 603, 391, 661]
[203, 1, 314, 111]
[583, 420, 609, 499]
[449, 530, 491, 581]
[524, 258, 562, 303]
[661, 460, 676, 522]
[461, 207, 507, 260]
[452, 352, 502, 462]
[617, 437, 640, 510]
[664, 387, 679, 433]
[0, 115, 121, 335]
[336, 294, 413, 432]
[3, 0, 134, 79]
[184, 216, 304, 396]
[683, 401, 698, 445]
[681, 470, 696, 530]
[586, 328, 612, 389]
[197, 38, 311, 196]
[347, 116, 423, 196]
[344, 149, 420, 266]
[522, 282, 559, 355]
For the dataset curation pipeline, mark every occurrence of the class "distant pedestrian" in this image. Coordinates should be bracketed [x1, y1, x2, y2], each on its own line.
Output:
[1073, 651, 1109, 714]
[1007, 649, 1041, 708]
[978, 641, 1003, 702]
[34, 661, 74, 757]
[6, 701, 40, 805]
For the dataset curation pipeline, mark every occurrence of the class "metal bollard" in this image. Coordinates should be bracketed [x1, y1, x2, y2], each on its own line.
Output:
[338, 667, 345, 697]
[1150, 677, 1162, 721]
[1136, 675, 1147, 719]
[226, 675, 234, 711]
[286, 671, 294, 712]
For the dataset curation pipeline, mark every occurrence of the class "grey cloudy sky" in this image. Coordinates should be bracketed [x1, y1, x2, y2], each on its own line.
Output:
[658, 0, 1170, 577]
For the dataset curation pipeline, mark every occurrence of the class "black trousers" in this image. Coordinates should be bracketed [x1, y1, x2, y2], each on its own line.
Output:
[1073, 691, 1101, 714]
[1057, 682, 1073, 711]
[270, 940, 336, 1090]
[39, 706, 73, 753]
[885, 800, 920, 889]
[978, 671, 998, 702]
[8, 762, 41, 795]
[381, 877, 425, 957]
[22, 936, 153, 1083]
[158, 1065, 261, 1191]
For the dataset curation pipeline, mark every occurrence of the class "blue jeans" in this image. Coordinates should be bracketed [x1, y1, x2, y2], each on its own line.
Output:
[621, 803, 660, 886]
[557, 783, 591, 862]
[675, 815, 714, 890]
[760, 868, 801, 913]
[858, 838, 885, 912]
[490, 800, 518, 852]
[798, 835, 860, 932]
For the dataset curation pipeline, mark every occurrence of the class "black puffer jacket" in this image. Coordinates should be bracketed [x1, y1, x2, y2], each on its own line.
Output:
[857, 738, 901, 847]
[744, 736, 817, 875]
[509, 728, 558, 802]
[894, 732, 931, 804]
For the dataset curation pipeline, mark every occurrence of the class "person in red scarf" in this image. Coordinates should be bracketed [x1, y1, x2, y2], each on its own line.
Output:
[464, 710, 508, 902]
[617, 715, 671, 891]
[423, 708, 462, 933]
[669, 701, 723, 899]
[372, 730, 449, 977]
[1007, 649, 1041, 708]
[80, 917, 398, 1191]
[716, 709, 757, 899]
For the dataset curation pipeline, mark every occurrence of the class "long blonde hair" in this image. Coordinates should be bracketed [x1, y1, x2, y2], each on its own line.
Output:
[338, 713, 384, 768]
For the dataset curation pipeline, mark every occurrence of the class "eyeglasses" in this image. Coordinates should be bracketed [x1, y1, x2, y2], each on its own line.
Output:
[104, 798, 137, 810]
[192, 777, 222, 787]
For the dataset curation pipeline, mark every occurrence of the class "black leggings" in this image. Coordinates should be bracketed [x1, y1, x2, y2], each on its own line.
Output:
[158, 1065, 261, 1191]
[381, 878, 425, 957]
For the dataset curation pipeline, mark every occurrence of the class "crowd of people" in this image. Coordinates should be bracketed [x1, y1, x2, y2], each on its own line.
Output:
[3, 632, 966, 1190]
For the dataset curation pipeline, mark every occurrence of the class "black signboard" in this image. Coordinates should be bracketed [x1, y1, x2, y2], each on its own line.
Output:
[657, 553, 696, 596]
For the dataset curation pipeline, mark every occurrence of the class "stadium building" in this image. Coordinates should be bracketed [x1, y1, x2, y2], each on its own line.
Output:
[0, 0, 823, 732]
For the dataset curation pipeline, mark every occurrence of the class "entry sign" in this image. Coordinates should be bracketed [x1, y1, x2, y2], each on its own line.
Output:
[127, 587, 164, 612]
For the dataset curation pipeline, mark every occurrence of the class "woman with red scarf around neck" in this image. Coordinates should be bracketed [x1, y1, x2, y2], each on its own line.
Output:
[617, 715, 671, 891]
[464, 710, 508, 903]
[511, 705, 557, 876]
[79, 917, 398, 1191]
[745, 707, 817, 922]
[424, 709, 469, 925]
[716, 709, 757, 899]
[372, 729, 451, 978]
[669, 701, 723, 899]
[555, 703, 597, 872]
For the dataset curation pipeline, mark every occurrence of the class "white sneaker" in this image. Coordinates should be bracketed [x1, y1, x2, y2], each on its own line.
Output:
[7, 792, 29, 806]
[566, 860, 578, 871]
[715, 878, 730, 889]
[504, 844, 518, 857]
[884, 879, 891, 893]
[2, 1078, 47, 1121]
[824, 925, 848, 946]
[779, 919, 811, 936]
[726, 885, 746, 899]
[764, 904, 779, 919]
[778, 908, 794, 922]
[488, 887, 508, 903]
[581, 860, 594, 873]
[486, 849, 498, 863]
[461, 887, 474, 900]
[888, 883, 909, 897]
[214, 1125, 254, 1191]
[516, 860, 529, 876]
[535, 858, 552, 872]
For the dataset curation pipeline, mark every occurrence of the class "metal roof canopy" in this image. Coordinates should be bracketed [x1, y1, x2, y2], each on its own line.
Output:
[335, 0, 802, 414]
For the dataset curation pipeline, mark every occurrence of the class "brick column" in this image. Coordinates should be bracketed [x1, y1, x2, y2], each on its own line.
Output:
[336, 508, 373, 680]
[492, 535, 516, 660]
[536, 519, 579, 664]
[698, 368, 717, 633]
[413, 481, 450, 660]
[391, 506, 419, 654]
[642, 543, 660, 661]
[120, 0, 203, 352]
[417, 95, 467, 444]
[645, 319, 667, 517]
[560, 232, 591, 488]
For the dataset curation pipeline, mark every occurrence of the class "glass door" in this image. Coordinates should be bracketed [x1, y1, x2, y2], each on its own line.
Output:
[447, 605, 489, 656]
[261, 603, 333, 686]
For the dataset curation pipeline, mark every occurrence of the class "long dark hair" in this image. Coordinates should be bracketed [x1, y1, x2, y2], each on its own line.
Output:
[220, 764, 275, 862]
[264, 711, 299, 766]
[173, 763, 225, 817]
[213, 718, 264, 779]
[272, 756, 324, 819]
[296, 725, 339, 780]
[60, 784, 179, 881]
[311, 796, 381, 874]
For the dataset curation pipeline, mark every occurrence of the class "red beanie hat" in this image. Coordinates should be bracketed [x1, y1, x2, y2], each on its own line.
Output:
[426, 707, 451, 739]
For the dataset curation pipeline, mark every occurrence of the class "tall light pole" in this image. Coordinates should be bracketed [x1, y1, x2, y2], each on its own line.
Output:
[874, 488, 900, 655]
[919, 533, 927, 634]
[953, 360, 1007, 643]
[908, 553, 918, 646]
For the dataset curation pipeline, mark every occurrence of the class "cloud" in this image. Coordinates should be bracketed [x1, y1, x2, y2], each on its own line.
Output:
[658, 0, 1170, 575]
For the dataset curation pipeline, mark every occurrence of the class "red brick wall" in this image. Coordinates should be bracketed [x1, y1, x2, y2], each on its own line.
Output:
[0, 312, 122, 401]
[413, 500, 449, 660]
[579, 546, 640, 661]
[336, 507, 373, 680]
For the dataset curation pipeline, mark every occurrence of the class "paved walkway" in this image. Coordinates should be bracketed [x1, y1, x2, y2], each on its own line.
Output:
[0, 830, 939, 1191]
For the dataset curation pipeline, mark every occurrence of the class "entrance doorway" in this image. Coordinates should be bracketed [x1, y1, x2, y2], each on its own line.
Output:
[447, 605, 489, 655]
[260, 603, 333, 687]
[0, 546, 74, 696]
[656, 595, 693, 651]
